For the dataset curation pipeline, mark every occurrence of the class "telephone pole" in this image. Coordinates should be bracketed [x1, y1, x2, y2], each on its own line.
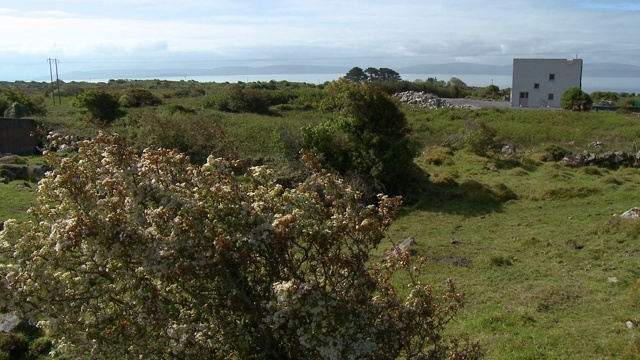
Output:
[47, 58, 62, 105]
[47, 58, 55, 105]
[54, 59, 61, 105]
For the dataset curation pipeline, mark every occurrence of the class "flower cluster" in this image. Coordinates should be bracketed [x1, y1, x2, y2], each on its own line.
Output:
[0, 133, 479, 359]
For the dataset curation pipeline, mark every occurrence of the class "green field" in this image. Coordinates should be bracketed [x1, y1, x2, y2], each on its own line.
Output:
[2, 79, 640, 358]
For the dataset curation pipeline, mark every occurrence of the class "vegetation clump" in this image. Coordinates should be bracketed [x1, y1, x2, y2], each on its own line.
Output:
[0, 134, 480, 360]
[561, 86, 593, 111]
[303, 79, 420, 197]
[119, 88, 162, 108]
[73, 89, 122, 124]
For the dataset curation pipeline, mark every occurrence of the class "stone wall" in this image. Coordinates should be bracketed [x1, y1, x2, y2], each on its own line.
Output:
[0, 117, 37, 155]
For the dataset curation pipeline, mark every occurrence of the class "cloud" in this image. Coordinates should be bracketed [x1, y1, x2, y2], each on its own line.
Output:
[1, 0, 640, 81]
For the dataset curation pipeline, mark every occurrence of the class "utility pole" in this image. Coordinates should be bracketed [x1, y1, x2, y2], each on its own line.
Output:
[54, 59, 61, 105]
[47, 58, 55, 105]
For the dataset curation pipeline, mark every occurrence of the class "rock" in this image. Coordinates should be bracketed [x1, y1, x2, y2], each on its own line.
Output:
[392, 91, 457, 110]
[562, 153, 586, 167]
[592, 151, 632, 169]
[0, 177, 7, 184]
[32, 165, 53, 180]
[608, 277, 619, 283]
[3, 102, 30, 118]
[501, 145, 516, 157]
[627, 321, 636, 329]
[398, 236, 416, 252]
[383, 236, 417, 259]
[0, 165, 29, 181]
[0, 314, 38, 335]
[0, 168, 17, 182]
[619, 207, 640, 220]
[588, 141, 603, 147]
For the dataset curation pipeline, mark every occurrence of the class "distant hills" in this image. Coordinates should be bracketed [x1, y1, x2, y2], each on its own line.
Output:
[398, 62, 640, 77]
[58, 62, 640, 81]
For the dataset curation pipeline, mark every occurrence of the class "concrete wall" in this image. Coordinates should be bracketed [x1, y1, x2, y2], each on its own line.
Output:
[511, 59, 583, 108]
[0, 118, 38, 154]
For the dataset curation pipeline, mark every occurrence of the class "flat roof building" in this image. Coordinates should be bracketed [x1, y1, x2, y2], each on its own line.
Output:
[511, 58, 583, 108]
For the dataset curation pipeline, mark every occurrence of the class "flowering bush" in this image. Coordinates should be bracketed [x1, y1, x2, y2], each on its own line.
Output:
[0, 133, 479, 359]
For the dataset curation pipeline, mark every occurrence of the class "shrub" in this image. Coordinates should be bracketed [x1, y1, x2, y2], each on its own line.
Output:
[202, 85, 270, 114]
[0, 89, 46, 116]
[119, 88, 162, 108]
[463, 119, 499, 156]
[0, 134, 479, 359]
[0, 332, 29, 359]
[132, 109, 236, 164]
[28, 337, 53, 358]
[543, 145, 572, 162]
[560, 87, 593, 111]
[73, 90, 121, 123]
[304, 79, 420, 196]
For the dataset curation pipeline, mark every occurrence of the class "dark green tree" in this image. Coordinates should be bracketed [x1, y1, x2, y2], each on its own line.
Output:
[560, 86, 593, 111]
[377, 67, 402, 82]
[364, 67, 381, 81]
[73, 90, 121, 123]
[344, 67, 369, 82]
[362, 67, 401, 82]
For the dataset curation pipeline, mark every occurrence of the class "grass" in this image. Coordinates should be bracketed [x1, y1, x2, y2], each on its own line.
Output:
[4, 81, 640, 358]
[386, 145, 640, 359]
[0, 181, 37, 223]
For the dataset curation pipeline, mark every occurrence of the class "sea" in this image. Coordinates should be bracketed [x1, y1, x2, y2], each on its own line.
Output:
[81, 73, 639, 94]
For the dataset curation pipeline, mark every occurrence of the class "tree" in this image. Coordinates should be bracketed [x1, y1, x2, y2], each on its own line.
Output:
[73, 90, 122, 123]
[344, 66, 368, 82]
[377, 68, 402, 82]
[560, 86, 593, 111]
[447, 77, 467, 88]
[362, 67, 402, 82]
[304, 79, 419, 196]
[484, 85, 500, 99]
[0, 133, 480, 359]
[364, 67, 380, 80]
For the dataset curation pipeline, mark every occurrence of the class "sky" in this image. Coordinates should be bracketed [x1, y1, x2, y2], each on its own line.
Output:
[1, 0, 640, 81]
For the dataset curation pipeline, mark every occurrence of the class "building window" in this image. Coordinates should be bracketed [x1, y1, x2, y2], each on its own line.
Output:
[534, 83, 540, 89]
[549, 73, 555, 81]
[548, 93, 554, 101]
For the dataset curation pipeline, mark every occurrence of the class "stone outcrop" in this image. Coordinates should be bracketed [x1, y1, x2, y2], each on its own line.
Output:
[0, 313, 38, 336]
[561, 150, 635, 169]
[383, 236, 417, 260]
[393, 91, 458, 109]
[618, 207, 640, 220]
[3, 102, 29, 119]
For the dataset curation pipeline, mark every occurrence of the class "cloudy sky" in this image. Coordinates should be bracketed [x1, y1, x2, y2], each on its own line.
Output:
[1, 0, 639, 81]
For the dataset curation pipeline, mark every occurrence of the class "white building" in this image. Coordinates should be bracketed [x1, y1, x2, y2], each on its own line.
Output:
[511, 58, 583, 108]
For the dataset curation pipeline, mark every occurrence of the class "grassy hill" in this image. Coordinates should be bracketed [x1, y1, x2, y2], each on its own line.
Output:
[2, 79, 640, 358]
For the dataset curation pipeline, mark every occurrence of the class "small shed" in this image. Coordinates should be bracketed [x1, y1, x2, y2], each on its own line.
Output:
[0, 117, 38, 155]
